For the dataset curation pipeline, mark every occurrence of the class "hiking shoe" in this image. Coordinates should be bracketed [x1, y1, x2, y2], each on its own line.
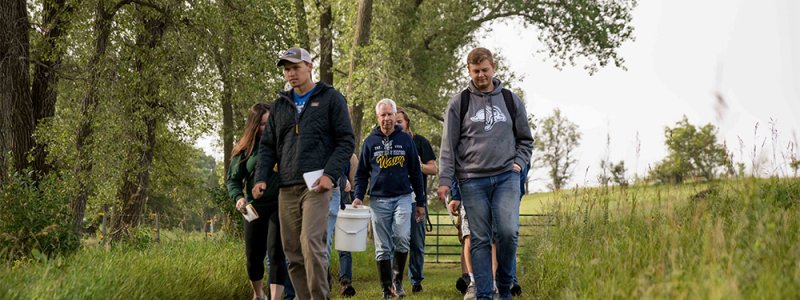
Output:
[510, 283, 522, 296]
[463, 284, 477, 300]
[456, 277, 469, 294]
[411, 284, 422, 293]
[394, 282, 406, 298]
[340, 281, 356, 297]
[382, 288, 396, 299]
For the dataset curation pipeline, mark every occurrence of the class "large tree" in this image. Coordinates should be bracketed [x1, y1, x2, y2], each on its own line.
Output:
[336, 0, 635, 156]
[651, 116, 732, 183]
[1, 0, 75, 181]
[534, 108, 581, 191]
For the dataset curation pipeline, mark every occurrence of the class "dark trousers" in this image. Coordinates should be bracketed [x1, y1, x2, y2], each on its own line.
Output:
[244, 205, 287, 284]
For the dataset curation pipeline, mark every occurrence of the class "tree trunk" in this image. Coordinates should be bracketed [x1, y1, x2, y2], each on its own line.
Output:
[111, 15, 165, 240]
[318, 0, 333, 85]
[1, 0, 36, 176]
[72, 0, 130, 236]
[30, 0, 72, 176]
[345, 0, 373, 155]
[293, 0, 309, 50]
[215, 25, 234, 180]
[221, 78, 234, 179]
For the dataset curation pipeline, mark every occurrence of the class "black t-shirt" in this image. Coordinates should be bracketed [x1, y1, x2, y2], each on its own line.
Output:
[413, 134, 436, 191]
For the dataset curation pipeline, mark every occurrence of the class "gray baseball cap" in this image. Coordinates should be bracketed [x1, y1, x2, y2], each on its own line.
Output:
[276, 47, 312, 67]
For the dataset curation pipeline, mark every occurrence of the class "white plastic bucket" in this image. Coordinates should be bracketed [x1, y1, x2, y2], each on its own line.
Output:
[335, 204, 371, 252]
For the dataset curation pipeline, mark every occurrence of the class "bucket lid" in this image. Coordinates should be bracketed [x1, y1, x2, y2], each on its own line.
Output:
[338, 204, 370, 218]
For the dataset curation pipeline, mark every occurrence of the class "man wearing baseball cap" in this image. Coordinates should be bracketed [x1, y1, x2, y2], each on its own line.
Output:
[253, 47, 355, 300]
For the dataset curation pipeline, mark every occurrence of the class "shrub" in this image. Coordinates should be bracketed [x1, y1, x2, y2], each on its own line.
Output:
[0, 173, 78, 261]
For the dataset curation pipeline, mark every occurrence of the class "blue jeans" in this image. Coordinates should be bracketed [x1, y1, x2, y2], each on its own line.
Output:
[460, 171, 520, 300]
[370, 193, 413, 260]
[326, 188, 353, 282]
[408, 206, 426, 285]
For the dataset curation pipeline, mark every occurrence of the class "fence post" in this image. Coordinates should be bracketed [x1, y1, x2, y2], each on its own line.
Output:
[101, 205, 108, 247]
[435, 214, 440, 263]
[155, 213, 160, 242]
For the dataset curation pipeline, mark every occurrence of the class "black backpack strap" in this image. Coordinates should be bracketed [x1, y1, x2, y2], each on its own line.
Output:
[501, 88, 517, 137]
[459, 89, 471, 124]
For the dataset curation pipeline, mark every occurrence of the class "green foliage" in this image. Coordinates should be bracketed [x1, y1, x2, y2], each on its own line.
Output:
[534, 108, 582, 191]
[650, 116, 732, 184]
[758, 178, 799, 209]
[610, 160, 628, 187]
[147, 144, 218, 230]
[330, 0, 635, 139]
[209, 185, 243, 238]
[0, 173, 78, 262]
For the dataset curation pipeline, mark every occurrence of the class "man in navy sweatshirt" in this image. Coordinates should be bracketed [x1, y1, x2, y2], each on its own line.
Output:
[352, 98, 425, 299]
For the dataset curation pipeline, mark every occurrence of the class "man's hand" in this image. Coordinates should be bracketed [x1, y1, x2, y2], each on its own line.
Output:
[352, 199, 363, 208]
[447, 199, 460, 216]
[415, 206, 426, 223]
[512, 163, 522, 173]
[437, 185, 450, 206]
[235, 197, 248, 214]
[252, 182, 267, 199]
[313, 175, 334, 193]
[344, 180, 352, 193]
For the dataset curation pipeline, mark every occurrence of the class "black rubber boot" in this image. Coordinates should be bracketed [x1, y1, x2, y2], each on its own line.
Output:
[378, 259, 395, 299]
[392, 252, 409, 297]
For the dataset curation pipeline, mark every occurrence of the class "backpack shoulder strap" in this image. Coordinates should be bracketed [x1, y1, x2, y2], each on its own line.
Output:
[459, 89, 471, 125]
[501, 88, 517, 136]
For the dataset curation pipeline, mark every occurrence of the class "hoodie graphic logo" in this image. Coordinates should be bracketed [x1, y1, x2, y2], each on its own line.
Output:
[470, 105, 507, 131]
[382, 139, 393, 154]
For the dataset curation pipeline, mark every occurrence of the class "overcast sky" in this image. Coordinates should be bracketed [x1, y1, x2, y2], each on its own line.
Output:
[198, 1, 799, 192]
[478, 0, 799, 191]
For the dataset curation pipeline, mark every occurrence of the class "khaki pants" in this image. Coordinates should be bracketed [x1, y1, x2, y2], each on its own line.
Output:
[279, 185, 331, 300]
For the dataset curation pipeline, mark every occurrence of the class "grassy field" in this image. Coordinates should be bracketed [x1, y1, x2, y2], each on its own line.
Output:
[2, 178, 799, 299]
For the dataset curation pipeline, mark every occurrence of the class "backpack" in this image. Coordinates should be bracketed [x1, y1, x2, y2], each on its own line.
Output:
[459, 88, 517, 136]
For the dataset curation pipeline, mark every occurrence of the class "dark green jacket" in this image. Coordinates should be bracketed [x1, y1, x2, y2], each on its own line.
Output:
[227, 141, 279, 208]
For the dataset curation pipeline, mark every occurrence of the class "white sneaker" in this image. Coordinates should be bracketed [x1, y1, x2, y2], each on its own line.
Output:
[463, 283, 477, 300]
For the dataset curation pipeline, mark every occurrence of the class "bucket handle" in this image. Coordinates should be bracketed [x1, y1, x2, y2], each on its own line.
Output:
[336, 224, 369, 234]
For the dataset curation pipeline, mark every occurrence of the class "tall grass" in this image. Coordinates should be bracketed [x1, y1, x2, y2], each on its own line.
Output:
[3, 179, 798, 299]
[520, 178, 800, 299]
[0, 233, 250, 299]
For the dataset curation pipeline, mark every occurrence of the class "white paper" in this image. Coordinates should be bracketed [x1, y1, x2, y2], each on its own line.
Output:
[444, 194, 456, 224]
[242, 204, 259, 222]
[303, 169, 324, 190]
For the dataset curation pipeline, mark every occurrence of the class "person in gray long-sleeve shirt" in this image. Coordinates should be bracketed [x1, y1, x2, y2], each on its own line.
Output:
[437, 47, 533, 300]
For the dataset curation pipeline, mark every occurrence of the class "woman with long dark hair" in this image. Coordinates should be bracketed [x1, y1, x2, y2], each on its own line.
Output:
[227, 103, 287, 300]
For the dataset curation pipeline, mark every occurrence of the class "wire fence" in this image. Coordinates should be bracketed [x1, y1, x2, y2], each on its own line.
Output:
[425, 213, 555, 263]
[96, 206, 223, 245]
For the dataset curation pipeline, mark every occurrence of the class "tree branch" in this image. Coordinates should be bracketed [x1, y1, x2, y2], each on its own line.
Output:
[131, 0, 169, 16]
[402, 102, 444, 122]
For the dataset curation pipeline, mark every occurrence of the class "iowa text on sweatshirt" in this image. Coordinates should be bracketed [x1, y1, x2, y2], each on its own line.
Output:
[355, 125, 426, 207]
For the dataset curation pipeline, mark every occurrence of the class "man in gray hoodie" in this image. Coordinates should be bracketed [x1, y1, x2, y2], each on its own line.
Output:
[437, 47, 533, 300]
